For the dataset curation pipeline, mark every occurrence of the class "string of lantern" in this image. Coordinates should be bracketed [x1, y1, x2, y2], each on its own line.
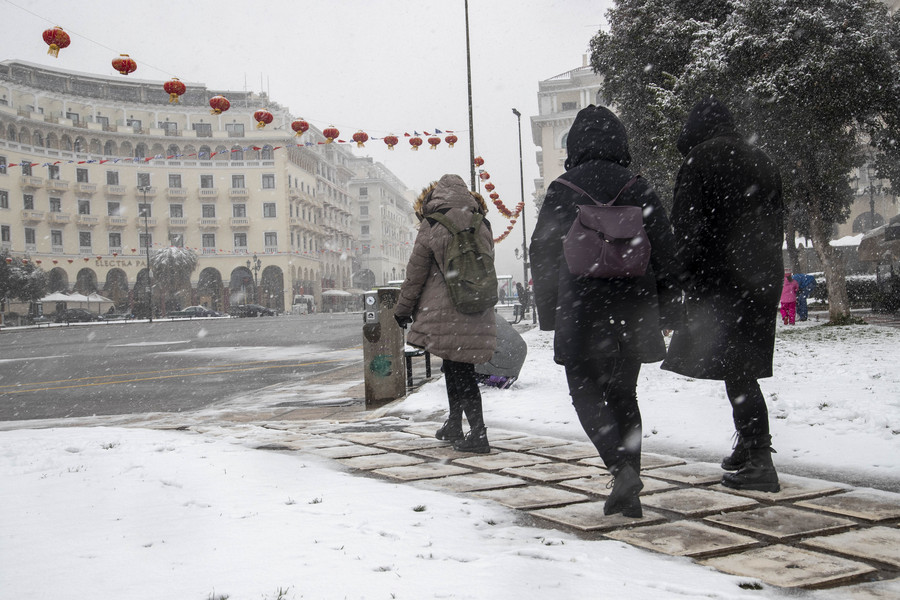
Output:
[34, 25, 526, 244]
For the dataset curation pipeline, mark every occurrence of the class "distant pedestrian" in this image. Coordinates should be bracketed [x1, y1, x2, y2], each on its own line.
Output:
[530, 105, 682, 518]
[515, 282, 526, 309]
[662, 97, 783, 493]
[394, 174, 498, 453]
[792, 273, 816, 321]
[780, 272, 800, 325]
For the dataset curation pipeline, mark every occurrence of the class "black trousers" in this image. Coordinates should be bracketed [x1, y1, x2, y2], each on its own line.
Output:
[443, 359, 485, 431]
[565, 357, 642, 471]
[725, 377, 770, 441]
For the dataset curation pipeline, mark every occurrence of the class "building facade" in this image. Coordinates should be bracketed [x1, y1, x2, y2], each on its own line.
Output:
[347, 157, 416, 289]
[0, 60, 361, 315]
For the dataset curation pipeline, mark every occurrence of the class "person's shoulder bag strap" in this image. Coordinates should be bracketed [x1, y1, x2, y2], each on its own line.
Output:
[555, 175, 640, 207]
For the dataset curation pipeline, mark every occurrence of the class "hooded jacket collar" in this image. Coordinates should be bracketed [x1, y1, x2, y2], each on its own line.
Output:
[414, 173, 487, 221]
[676, 97, 737, 156]
[565, 105, 632, 171]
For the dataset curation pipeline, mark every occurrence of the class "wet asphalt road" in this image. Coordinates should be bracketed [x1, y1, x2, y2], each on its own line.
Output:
[0, 313, 364, 421]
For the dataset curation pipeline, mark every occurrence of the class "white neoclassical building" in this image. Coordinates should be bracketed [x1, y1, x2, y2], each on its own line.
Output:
[0, 60, 367, 315]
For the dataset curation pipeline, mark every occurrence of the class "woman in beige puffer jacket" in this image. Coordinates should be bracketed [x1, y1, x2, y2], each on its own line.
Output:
[395, 173, 497, 452]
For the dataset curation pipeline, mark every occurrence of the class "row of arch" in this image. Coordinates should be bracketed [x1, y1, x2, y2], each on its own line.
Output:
[3, 120, 275, 161]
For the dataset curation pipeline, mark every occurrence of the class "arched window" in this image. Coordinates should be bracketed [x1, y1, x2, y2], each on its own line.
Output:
[135, 143, 147, 159]
[261, 145, 273, 160]
[167, 144, 179, 158]
[104, 140, 117, 156]
[32, 131, 43, 147]
[199, 145, 211, 159]
[230, 144, 244, 160]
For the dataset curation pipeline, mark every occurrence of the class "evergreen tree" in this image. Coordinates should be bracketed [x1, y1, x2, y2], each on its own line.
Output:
[0, 251, 48, 309]
[149, 246, 198, 316]
[591, 0, 900, 320]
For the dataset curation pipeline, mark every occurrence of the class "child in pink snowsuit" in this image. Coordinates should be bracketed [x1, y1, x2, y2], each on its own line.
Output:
[780, 272, 800, 325]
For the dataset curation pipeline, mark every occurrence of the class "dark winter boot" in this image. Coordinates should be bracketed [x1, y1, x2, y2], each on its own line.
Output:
[604, 463, 644, 518]
[435, 419, 464, 442]
[721, 434, 751, 471]
[721, 444, 780, 493]
[453, 426, 490, 454]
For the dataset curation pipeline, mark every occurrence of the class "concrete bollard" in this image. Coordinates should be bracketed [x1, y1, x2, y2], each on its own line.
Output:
[362, 288, 406, 405]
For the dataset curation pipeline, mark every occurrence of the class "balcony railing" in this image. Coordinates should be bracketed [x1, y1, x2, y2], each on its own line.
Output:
[234, 247, 249, 255]
[134, 217, 158, 227]
[48, 212, 71, 224]
[136, 186, 157, 197]
[109, 246, 123, 256]
[199, 218, 219, 228]
[46, 179, 69, 192]
[107, 216, 129, 227]
[264, 247, 278, 254]
[20, 176, 43, 188]
[201, 247, 217, 255]
[51, 245, 64, 254]
[79, 247, 93, 255]
[199, 188, 219, 197]
[75, 182, 98, 194]
[166, 187, 187, 198]
[168, 217, 188, 227]
[228, 188, 249, 198]
[21, 209, 44, 222]
[230, 217, 250, 227]
[105, 184, 127, 195]
[75, 214, 100, 226]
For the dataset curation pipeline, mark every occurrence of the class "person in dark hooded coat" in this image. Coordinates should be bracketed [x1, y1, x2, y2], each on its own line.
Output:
[661, 97, 784, 493]
[530, 105, 682, 518]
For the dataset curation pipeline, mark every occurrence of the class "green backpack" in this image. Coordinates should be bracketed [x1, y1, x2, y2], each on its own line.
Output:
[429, 211, 499, 314]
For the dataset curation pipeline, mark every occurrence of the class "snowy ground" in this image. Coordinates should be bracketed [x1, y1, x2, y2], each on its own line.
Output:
[1, 319, 898, 600]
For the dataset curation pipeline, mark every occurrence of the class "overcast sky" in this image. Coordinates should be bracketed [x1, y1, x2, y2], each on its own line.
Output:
[0, 0, 612, 278]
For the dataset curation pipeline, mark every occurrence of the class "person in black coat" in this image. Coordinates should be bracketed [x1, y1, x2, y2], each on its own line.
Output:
[530, 105, 682, 518]
[661, 97, 784, 492]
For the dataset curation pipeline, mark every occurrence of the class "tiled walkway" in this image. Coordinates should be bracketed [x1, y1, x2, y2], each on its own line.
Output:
[194, 416, 900, 595]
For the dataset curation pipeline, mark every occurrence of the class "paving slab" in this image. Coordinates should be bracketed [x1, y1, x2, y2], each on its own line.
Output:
[639, 453, 688, 470]
[473, 484, 590, 510]
[410, 446, 491, 461]
[702, 544, 877, 589]
[329, 431, 420, 445]
[605, 520, 760, 558]
[559, 474, 677, 497]
[490, 435, 572, 452]
[638, 462, 725, 486]
[374, 462, 472, 481]
[528, 442, 598, 461]
[500, 462, 603, 483]
[803, 526, 900, 568]
[710, 473, 848, 503]
[529, 501, 665, 531]
[374, 437, 447, 451]
[705, 505, 856, 540]
[815, 580, 900, 600]
[640, 488, 758, 517]
[273, 437, 354, 450]
[796, 489, 900, 522]
[402, 423, 444, 438]
[453, 451, 552, 471]
[414, 472, 528, 493]
[307, 444, 387, 459]
[337, 452, 424, 471]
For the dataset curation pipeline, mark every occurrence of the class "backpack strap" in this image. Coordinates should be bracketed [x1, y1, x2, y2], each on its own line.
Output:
[556, 175, 640, 207]
[428, 210, 483, 233]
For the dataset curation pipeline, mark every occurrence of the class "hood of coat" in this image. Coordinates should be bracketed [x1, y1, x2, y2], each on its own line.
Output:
[676, 96, 737, 157]
[414, 173, 487, 221]
[564, 105, 632, 171]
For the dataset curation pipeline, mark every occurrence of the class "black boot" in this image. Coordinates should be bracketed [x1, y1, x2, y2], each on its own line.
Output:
[604, 463, 643, 518]
[721, 434, 750, 471]
[435, 419, 464, 442]
[722, 443, 780, 493]
[453, 426, 490, 454]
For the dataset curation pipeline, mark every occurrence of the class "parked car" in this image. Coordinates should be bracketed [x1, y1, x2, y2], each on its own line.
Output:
[168, 305, 222, 318]
[54, 308, 105, 323]
[229, 304, 276, 317]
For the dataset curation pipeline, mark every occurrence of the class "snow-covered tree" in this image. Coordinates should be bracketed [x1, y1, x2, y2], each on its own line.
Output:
[149, 246, 198, 315]
[591, 0, 900, 320]
[0, 251, 48, 307]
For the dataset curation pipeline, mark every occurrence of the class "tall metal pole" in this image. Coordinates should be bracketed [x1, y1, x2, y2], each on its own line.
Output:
[138, 186, 153, 323]
[512, 108, 534, 323]
[465, 0, 476, 191]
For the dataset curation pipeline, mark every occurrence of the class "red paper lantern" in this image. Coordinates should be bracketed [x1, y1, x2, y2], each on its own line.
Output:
[43, 26, 70, 58]
[383, 134, 399, 150]
[112, 54, 137, 75]
[52, 260, 58, 264]
[474, 156, 485, 167]
[163, 78, 186, 103]
[479, 171, 490, 181]
[254, 109, 274, 129]
[352, 131, 369, 148]
[96, 256, 102, 260]
[484, 182, 495, 192]
[83, 257, 90, 262]
[490, 192, 500, 201]
[291, 120, 309, 137]
[209, 95, 230, 115]
[22, 259, 29, 264]
[35, 260, 42, 265]
[427, 136, 442, 149]
[113, 252, 118, 257]
[445, 134, 458, 148]
[409, 136, 423, 151]
[323, 126, 340, 143]
[5, 257, 11, 264]
[67, 259, 74, 263]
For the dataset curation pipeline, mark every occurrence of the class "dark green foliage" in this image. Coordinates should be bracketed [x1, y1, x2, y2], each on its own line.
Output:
[0, 250, 48, 304]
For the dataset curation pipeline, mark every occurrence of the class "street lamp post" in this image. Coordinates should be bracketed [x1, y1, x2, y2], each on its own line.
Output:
[866, 163, 878, 231]
[137, 185, 153, 323]
[247, 253, 261, 304]
[512, 108, 535, 324]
